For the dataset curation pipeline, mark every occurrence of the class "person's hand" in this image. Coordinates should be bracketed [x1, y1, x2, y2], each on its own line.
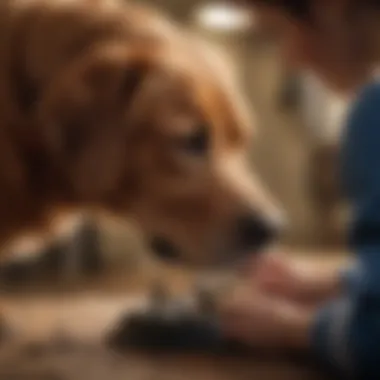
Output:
[251, 253, 305, 300]
[221, 286, 311, 350]
[248, 252, 341, 306]
[221, 288, 286, 348]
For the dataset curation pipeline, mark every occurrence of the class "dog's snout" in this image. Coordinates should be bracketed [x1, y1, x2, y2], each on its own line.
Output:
[235, 214, 280, 252]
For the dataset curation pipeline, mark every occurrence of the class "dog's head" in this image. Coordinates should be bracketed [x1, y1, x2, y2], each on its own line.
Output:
[39, 14, 284, 267]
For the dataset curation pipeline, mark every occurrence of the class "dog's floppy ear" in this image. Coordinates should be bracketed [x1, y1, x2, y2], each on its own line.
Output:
[40, 44, 152, 153]
[39, 44, 154, 198]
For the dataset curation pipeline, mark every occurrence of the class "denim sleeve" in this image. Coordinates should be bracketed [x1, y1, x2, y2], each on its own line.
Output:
[312, 293, 380, 379]
[341, 81, 380, 205]
[312, 82, 380, 378]
[340, 262, 364, 295]
[312, 296, 355, 378]
[341, 81, 380, 295]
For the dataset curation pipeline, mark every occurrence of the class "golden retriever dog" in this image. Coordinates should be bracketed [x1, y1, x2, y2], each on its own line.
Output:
[0, 0, 283, 267]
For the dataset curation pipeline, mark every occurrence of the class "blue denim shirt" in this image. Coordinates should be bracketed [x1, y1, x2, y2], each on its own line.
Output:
[312, 82, 380, 379]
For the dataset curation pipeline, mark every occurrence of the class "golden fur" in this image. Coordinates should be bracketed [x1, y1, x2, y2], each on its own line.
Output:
[0, 0, 282, 265]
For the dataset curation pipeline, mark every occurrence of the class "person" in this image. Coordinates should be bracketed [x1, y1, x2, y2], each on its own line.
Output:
[221, 1, 380, 379]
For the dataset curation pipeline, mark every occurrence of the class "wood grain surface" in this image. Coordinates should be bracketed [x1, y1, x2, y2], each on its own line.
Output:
[0, 253, 345, 380]
[0, 292, 331, 380]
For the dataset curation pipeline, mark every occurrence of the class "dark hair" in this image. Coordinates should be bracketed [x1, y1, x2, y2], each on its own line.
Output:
[244, 0, 380, 21]
[244, 0, 311, 19]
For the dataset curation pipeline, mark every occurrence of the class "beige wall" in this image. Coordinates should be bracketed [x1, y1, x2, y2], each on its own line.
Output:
[195, 31, 319, 245]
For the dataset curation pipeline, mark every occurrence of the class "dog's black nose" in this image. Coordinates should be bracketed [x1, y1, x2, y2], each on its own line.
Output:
[149, 236, 179, 262]
[235, 214, 279, 252]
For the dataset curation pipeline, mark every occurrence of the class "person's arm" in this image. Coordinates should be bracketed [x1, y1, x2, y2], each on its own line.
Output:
[340, 80, 380, 296]
[311, 81, 380, 378]
[221, 286, 313, 350]
[291, 264, 343, 306]
[255, 82, 380, 306]
[223, 82, 380, 378]
[253, 253, 347, 306]
[222, 283, 379, 378]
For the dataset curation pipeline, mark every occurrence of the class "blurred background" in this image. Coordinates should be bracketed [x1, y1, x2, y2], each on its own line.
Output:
[0, 0, 352, 293]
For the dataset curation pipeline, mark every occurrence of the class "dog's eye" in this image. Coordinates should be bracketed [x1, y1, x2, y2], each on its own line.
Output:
[179, 125, 209, 156]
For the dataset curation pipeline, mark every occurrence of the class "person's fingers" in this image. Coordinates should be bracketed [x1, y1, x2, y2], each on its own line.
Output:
[220, 305, 246, 333]
[247, 257, 282, 291]
[263, 253, 289, 273]
[245, 250, 280, 275]
[221, 313, 247, 334]
[256, 270, 285, 293]
[221, 305, 262, 337]
[224, 322, 252, 341]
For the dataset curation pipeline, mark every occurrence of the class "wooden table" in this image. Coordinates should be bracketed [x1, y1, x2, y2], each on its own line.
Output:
[0, 292, 330, 380]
